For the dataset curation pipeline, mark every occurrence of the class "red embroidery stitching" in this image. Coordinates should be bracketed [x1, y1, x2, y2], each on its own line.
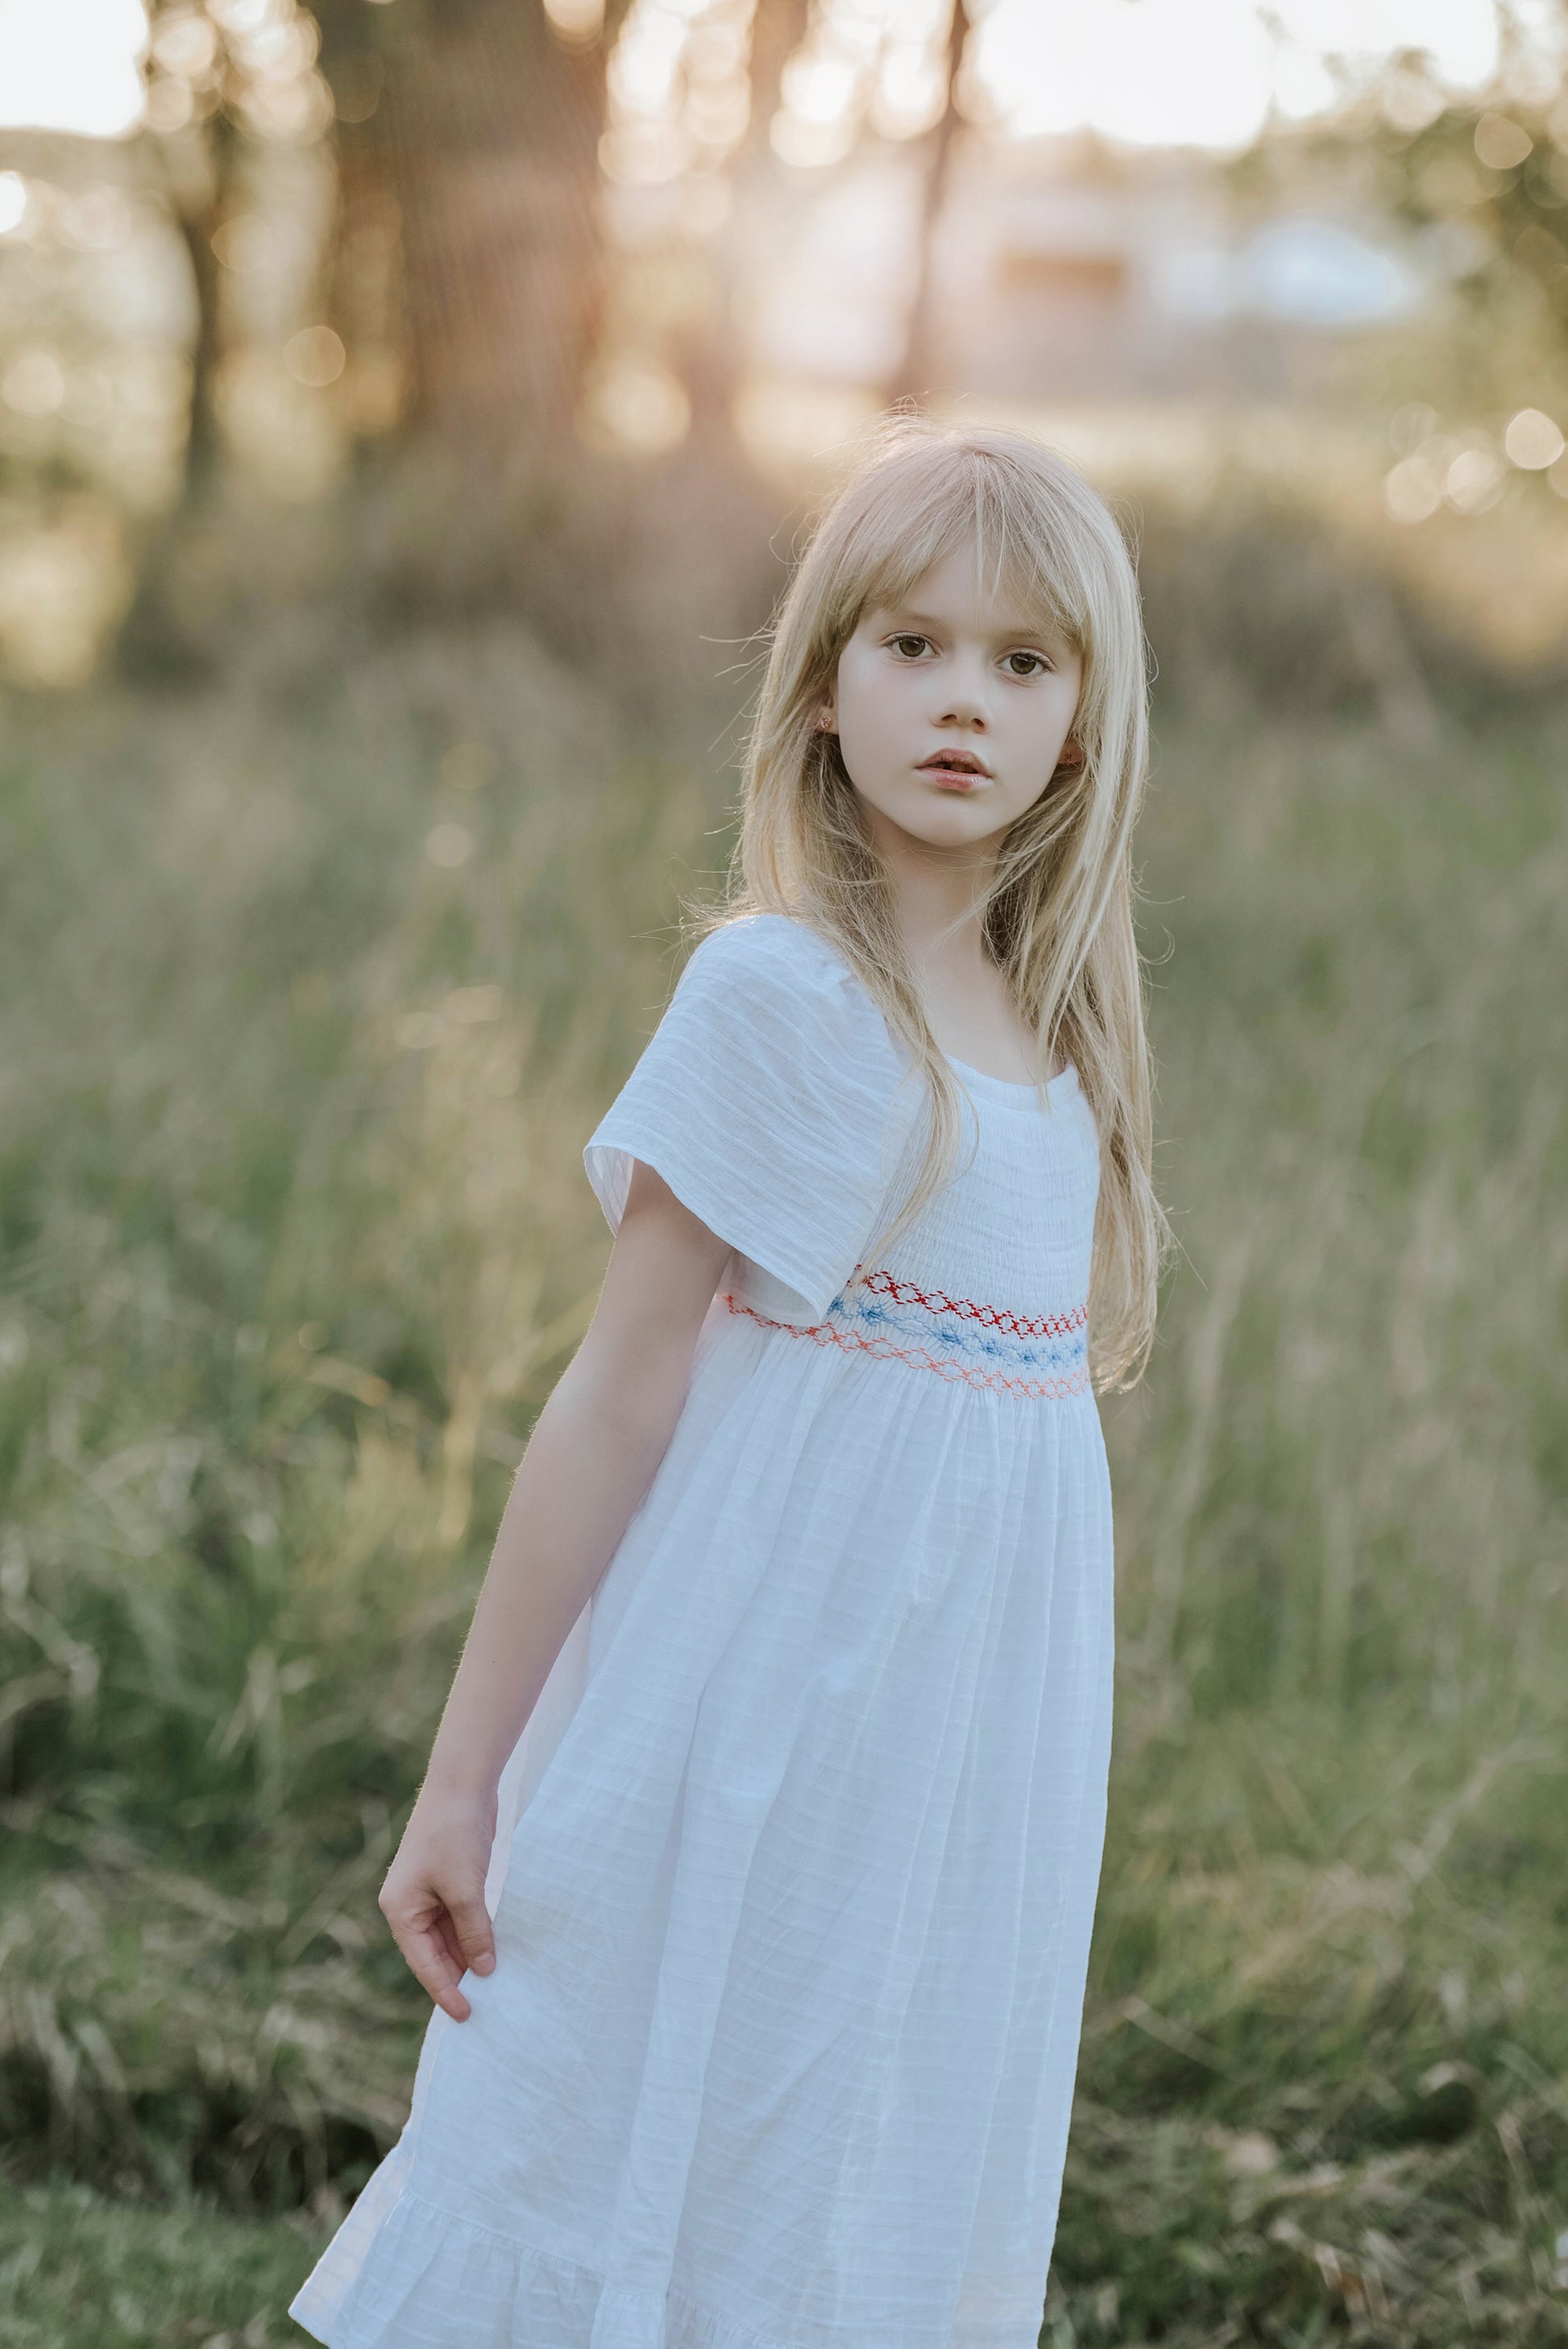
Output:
[852, 1267, 1087, 1341]
[720, 1268, 1091, 1402]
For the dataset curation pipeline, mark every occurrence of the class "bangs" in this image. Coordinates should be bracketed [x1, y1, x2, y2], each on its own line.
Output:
[841, 445, 1093, 659]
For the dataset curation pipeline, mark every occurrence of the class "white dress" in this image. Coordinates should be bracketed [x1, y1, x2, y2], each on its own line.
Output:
[290, 911, 1115, 2349]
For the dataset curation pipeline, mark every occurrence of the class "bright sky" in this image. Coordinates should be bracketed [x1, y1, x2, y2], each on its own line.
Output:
[0, 0, 148, 139]
[978, 0, 1501, 149]
[0, 0, 1517, 149]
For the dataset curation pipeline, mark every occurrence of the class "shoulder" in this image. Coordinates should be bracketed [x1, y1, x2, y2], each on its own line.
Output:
[678, 912, 860, 1007]
[670, 915, 902, 1094]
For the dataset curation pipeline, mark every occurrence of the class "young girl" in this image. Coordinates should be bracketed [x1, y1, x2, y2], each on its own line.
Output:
[290, 417, 1164, 2349]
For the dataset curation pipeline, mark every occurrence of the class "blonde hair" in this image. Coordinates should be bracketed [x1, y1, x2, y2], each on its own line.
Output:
[699, 413, 1170, 1392]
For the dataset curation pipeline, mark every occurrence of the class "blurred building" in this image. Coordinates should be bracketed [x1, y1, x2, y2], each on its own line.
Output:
[752, 135, 1427, 409]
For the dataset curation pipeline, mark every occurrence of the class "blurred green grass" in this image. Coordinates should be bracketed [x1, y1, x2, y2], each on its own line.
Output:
[1, 550, 1565, 2343]
[0, 2182, 315, 2347]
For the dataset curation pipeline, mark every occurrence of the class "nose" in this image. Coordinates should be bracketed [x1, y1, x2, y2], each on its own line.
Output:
[931, 646, 993, 728]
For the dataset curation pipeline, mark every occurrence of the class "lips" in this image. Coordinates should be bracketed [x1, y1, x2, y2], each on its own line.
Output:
[919, 752, 992, 778]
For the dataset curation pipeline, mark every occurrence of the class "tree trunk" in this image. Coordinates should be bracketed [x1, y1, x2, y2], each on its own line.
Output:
[117, 109, 240, 677]
[886, 0, 969, 412]
[371, 0, 629, 448]
[172, 110, 235, 504]
[681, 0, 813, 449]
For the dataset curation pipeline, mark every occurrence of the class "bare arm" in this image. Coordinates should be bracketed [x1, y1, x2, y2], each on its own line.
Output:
[378, 1160, 732, 2019]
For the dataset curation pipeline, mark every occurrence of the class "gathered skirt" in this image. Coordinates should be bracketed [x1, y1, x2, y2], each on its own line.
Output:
[290, 1297, 1115, 2349]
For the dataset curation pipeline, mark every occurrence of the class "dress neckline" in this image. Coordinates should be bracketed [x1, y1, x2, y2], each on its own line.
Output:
[945, 1056, 1079, 1104]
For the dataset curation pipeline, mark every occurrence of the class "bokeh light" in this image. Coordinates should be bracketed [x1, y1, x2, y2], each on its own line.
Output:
[1504, 405, 1566, 467]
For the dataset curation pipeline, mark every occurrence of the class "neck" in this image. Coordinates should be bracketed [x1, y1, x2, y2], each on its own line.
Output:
[864, 808, 998, 983]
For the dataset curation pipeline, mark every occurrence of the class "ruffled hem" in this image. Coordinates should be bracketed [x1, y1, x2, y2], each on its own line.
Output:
[291, 2183, 935, 2349]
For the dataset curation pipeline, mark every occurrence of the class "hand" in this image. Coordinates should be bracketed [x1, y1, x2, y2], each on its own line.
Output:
[378, 1787, 499, 2021]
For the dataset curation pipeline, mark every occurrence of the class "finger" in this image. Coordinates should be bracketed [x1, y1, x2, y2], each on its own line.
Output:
[433, 1907, 469, 1984]
[411, 1927, 474, 2023]
[442, 1890, 496, 1978]
[388, 1908, 473, 2023]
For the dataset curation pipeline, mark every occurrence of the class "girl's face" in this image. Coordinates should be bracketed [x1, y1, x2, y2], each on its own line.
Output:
[815, 541, 1084, 859]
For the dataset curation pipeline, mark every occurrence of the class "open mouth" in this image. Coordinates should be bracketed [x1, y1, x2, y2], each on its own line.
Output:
[918, 751, 993, 784]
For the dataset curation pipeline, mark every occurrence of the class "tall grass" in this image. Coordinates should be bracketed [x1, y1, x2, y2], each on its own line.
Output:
[0, 521, 1565, 2342]
[1068, 675, 1568, 2343]
[0, 614, 714, 2208]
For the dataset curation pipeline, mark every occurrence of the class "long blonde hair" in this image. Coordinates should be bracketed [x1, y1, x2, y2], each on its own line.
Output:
[699, 414, 1169, 1392]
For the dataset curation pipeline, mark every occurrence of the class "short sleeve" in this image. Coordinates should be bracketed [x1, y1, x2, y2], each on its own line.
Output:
[583, 915, 914, 1321]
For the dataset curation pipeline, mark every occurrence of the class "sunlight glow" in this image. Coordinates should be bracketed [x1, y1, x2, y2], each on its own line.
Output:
[0, 0, 147, 138]
[603, 0, 756, 185]
[771, 0, 951, 164]
[974, 0, 1504, 151]
[0, 0, 1522, 155]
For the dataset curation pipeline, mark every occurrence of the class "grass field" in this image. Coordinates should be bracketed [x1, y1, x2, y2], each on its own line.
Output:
[1, 564, 1565, 2345]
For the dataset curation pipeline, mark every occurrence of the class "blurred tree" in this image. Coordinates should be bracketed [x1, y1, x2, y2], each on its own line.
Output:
[312, 0, 635, 441]
[886, 0, 971, 410]
[1379, 87, 1568, 398]
[682, 0, 813, 444]
[133, 0, 652, 496]
[122, 0, 335, 670]
[122, 0, 640, 668]
[118, 0, 1001, 674]
[139, 0, 334, 504]
[678, 0, 981, 445]
[1230, 27, 1568, 420]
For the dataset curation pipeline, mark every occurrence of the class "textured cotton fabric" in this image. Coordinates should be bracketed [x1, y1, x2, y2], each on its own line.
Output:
[291, 912, 1116, 2349]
